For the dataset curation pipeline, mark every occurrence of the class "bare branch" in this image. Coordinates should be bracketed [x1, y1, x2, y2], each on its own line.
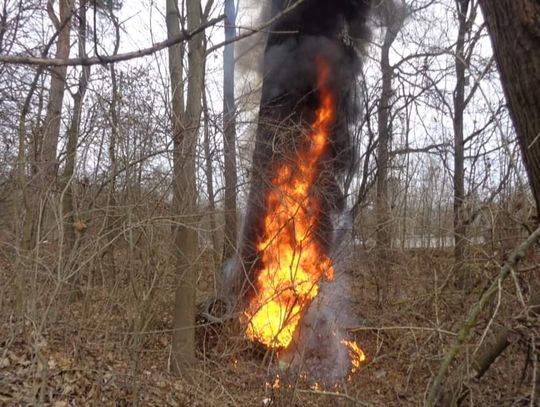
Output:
[205, 0, 306, 55]
[391, 143, 451, 156]
[0, 14, 225, 66]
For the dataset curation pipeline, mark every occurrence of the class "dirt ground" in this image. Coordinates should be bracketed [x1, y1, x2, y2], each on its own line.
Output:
[1, 242, 539, 406]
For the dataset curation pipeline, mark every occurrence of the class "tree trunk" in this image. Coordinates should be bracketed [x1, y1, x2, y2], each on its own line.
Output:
[221, 0, 238, 266]
[202, 90, 220, 271]
[478, 0, 540, 220]
[101, 12, 122, 285]
[167, 0, 204, 376]
[60, 0, 90, 293]
[28, 0, 73, 244]
[375, 31, 392, 255]
[453, 0, 469, 290]
[375, 1, 403, 303]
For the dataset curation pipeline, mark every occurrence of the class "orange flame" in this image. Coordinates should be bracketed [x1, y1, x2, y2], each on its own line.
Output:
[341, 339, 366, 373]
[245, 57, 336, 348]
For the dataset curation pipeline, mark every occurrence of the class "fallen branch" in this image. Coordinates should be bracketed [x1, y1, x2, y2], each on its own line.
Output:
[350, 325, 457, 336]
[472, 326, 510, 379]
[472, 293, 540, 379]
[426, 225, 540, 406]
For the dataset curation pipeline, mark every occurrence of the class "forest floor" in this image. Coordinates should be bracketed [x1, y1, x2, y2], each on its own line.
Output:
[1, 241, 539, 406]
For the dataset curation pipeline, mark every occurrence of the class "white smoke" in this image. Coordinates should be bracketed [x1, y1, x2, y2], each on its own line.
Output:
[278, 212, 363, 384]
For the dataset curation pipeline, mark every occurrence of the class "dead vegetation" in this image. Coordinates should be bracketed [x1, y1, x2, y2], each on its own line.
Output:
[1, 226, 539, 406]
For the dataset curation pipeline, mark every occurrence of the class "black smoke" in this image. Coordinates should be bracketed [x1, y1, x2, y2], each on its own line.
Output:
[226, 0, 373, 304]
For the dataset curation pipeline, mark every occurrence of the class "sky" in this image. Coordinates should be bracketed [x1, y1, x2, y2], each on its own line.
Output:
[70, 0, 521, 207]
[1, 0, 523, 218]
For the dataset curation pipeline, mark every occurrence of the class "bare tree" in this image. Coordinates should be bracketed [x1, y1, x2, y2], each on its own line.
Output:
[59, 0, 90, 293]
[26, 0, 74, 246]
[166, 0, 205, 375]
[202, 89, 219, 269]
[374, 0, 406, 301]
[452, 0, 469, 290]
[222, 0, 238, 267]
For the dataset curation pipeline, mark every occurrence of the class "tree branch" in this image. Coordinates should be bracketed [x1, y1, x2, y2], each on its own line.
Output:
[0, 14, 224, 66]
[205, 0, 306, 55]
[391, 142, 451, 156]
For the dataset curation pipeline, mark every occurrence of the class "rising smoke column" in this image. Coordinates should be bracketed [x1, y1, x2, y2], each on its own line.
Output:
[229, 0, 372, 306]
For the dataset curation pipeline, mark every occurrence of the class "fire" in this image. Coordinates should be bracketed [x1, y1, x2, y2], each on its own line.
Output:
[341, 339, 366, 373]
[244, 57, 336, 348]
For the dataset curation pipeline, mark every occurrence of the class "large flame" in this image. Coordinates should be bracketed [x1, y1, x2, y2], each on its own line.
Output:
[245, 57, 337, 348]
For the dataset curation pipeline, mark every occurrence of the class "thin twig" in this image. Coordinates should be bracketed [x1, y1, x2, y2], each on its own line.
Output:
[350, 325, 457, 336]
[296, 389, 373, 406]
[530, 334, 538, 407]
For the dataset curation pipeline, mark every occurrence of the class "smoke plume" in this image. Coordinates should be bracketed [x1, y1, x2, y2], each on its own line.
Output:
[230, 0, 372, 298]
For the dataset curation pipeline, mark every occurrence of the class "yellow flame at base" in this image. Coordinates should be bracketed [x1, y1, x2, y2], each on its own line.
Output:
[244, 56, 336, 349]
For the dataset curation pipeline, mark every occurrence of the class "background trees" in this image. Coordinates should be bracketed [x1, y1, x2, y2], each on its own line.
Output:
[0, 0, 538, 405]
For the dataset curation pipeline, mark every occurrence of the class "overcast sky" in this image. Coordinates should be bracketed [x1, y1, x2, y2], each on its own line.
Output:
[88, 0, 516, 203]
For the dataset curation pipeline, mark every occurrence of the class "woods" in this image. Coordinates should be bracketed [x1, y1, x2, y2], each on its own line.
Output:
[0, 0, 539, 405]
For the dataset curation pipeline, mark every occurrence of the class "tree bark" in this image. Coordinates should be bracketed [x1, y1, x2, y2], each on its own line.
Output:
[13, 3, 71, 313]
[478, 0, 540, 220]
[453, 0, 469, 290]
[100, 8, 122, 284]
[375, 0, 404, 302]
[375, 29, 393, 254]
[221, 0, 238, 268]
[60, 0, 90, 291]
[167, 0, 204, 376]
[202, 90, 220, 271]
[29, 0, 74, 242]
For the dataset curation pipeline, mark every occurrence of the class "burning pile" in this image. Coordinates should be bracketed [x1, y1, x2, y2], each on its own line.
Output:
[225, 0, 373, 384]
